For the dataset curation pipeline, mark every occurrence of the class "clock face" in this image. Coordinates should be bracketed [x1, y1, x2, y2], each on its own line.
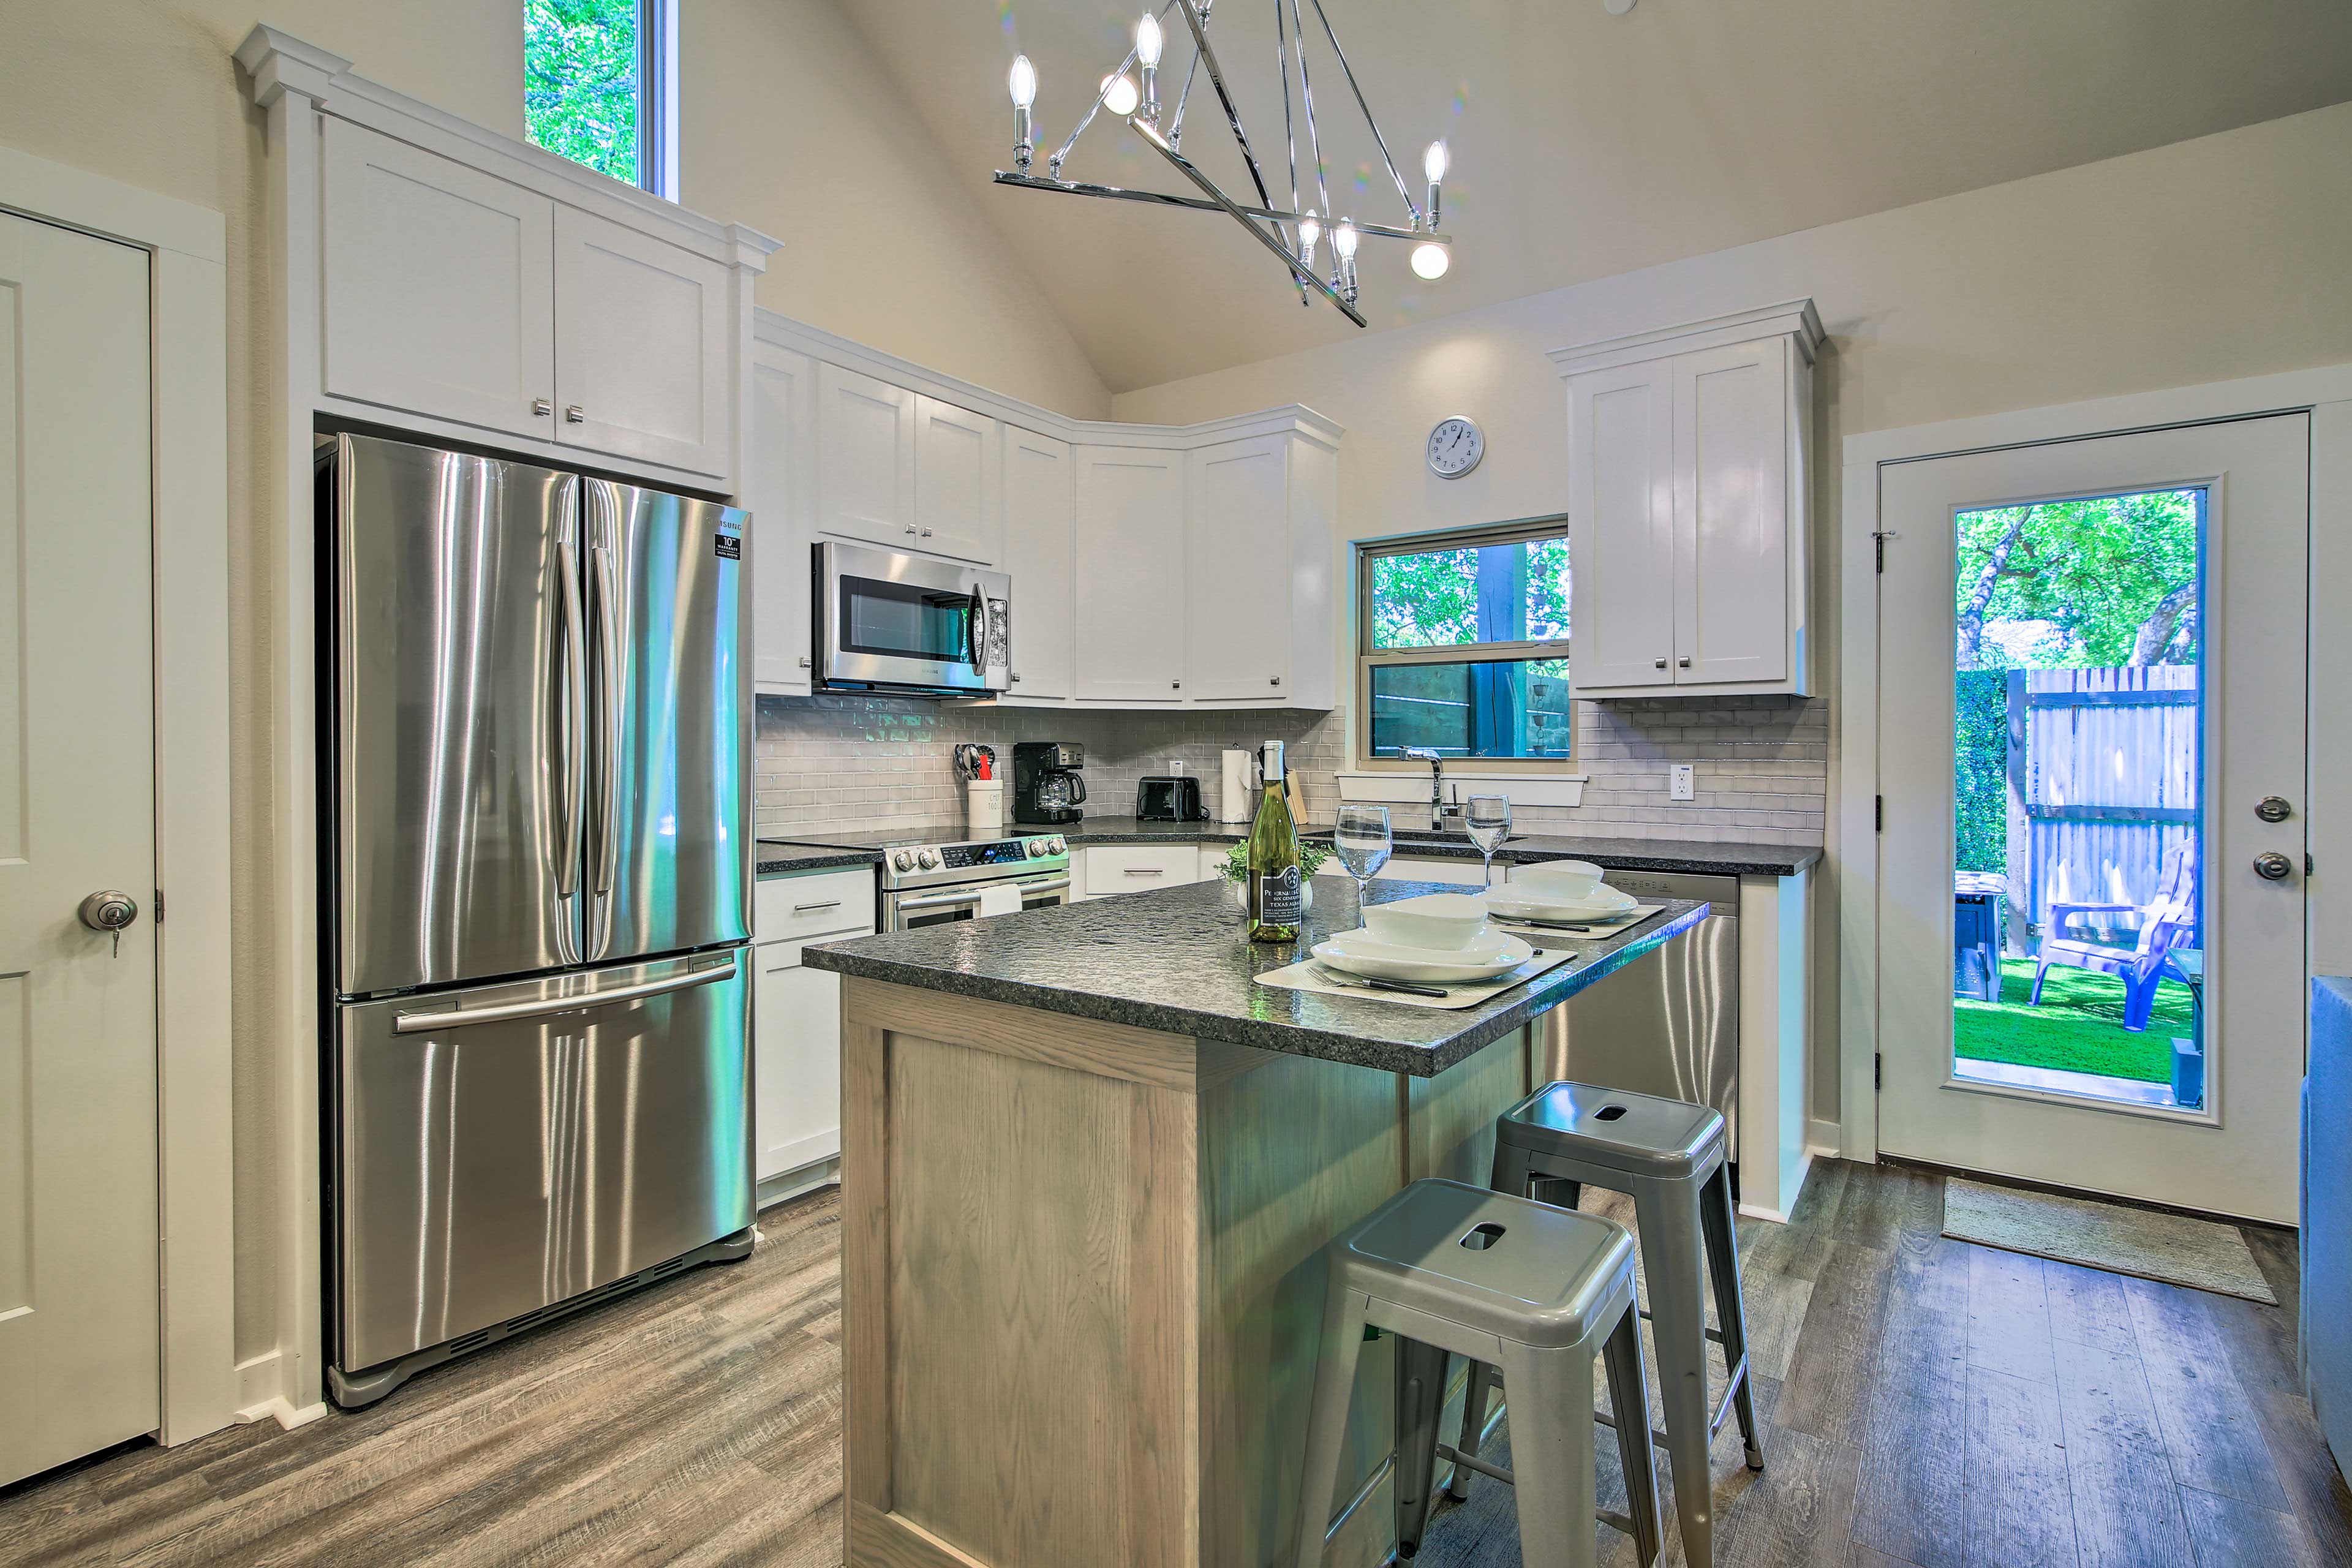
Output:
[1427, 416, 1484, 478]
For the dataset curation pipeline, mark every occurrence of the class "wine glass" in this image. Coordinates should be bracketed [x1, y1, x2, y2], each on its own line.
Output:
[1333, 804, 1393, 930]
[1466, 794, 1512, 889]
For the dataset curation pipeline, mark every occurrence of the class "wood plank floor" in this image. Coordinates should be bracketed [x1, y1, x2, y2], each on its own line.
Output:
[1, 1161, 2345, 1567]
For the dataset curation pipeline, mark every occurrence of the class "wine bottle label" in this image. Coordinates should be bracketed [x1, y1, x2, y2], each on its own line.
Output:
[1257, 865, 1303, 925]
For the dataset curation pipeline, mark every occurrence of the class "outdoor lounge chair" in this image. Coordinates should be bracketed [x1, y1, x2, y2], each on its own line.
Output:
[2030, 839, 2198, 1032]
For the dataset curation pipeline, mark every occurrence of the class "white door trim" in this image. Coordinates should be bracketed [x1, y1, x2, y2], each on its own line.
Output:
[0, 146, 237, 1445]
[1839, 363, 2352, 1163]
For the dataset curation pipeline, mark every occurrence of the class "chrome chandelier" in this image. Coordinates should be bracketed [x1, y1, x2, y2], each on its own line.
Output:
[995, 0, 1452, 327]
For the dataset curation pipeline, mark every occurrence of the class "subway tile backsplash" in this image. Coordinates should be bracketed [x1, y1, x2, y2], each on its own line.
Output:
[755, 692, 1826, 847]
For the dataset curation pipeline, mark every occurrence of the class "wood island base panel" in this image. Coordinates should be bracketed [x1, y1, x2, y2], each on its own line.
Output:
[837, 974, 1532, 1568]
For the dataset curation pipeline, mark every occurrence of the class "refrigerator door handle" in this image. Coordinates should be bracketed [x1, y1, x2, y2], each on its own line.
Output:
[390, 954, 738, 1035]
[552, 523, 587, 903]
[588, 537, 623, 944]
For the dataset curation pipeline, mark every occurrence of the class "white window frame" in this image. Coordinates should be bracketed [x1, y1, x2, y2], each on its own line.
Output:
[1354, 519, 1578, 776]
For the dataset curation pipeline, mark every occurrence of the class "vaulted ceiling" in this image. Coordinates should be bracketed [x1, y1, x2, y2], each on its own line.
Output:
[839, 0, 2352, 394]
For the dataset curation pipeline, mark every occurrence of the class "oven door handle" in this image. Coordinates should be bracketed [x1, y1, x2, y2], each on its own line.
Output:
[894, 888, 986, 913]
[1018, 876, 1071, 895]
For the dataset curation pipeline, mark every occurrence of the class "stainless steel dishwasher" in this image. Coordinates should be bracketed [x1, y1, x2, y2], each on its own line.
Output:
[1530, 869, 1742, 1184]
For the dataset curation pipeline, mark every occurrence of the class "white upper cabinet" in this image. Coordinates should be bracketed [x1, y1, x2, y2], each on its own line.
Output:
[1566, 363, 1676, 691]
[1183, 431, 1336, 708]
[1073, 446, 1187, 703]
[322, 120, 556, 440]
[748, 341, 815, 696]
[1673, 338, 1790, 685]
[913, 396, 1002, 564]
[815, 363, 919, 549]
[552, 206, 733, 478]
[1553, 300, 1819, 699]
[1001, 426, 1074, 700]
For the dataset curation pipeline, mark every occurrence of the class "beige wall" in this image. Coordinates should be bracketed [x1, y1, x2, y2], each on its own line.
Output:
[1110, 100, 2352, 1134]
[680, 1, 1109, 419]
[0, 0, 1105, 1368]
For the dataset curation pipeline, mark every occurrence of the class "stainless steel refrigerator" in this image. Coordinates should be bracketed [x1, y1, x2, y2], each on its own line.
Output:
[320, 432, 753, 1407]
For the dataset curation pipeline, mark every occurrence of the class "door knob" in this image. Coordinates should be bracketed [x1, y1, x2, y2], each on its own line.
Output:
[2256, 795, 2294, 823]
[80, 891, 140, 954]
[2253, 851, 2295, 881]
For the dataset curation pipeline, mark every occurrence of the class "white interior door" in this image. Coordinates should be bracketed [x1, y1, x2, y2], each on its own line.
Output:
[0, 210, 159, 1485]
[1876, 416, 2308, 1222]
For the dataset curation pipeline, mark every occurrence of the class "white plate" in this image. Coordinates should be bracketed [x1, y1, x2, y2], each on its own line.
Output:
[1314, 929, 1536, 984]
[1482, 886, 1638, 922]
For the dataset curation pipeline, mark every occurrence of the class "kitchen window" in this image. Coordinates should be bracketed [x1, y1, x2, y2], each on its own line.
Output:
[1357, 523, 1574, 767]
[525, 0, 676, 198]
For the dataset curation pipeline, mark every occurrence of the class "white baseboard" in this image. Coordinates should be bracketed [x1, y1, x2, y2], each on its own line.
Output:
[1807, 1117, 1850, 1160]
[1738, 1147, 1814, 1224]
[233, 1349, 331, 1430]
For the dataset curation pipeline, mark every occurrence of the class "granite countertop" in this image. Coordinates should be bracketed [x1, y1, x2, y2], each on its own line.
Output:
[1060, 815, 1819, 877]
[755, 840, 883, 878]
[804, 880, 1708, 1077]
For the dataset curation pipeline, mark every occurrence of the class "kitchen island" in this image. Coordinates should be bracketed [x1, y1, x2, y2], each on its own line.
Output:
[804, 881, 1709, 1568]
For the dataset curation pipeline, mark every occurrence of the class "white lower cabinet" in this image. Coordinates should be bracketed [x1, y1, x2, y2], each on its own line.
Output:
[1371, 854, 1489, 887]
[1081, 843, 1204, 897]
[752, 869, 875, 1186]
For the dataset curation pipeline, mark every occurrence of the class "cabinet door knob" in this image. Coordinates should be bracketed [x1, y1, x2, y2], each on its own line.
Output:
[1172, 681, 1182, 690]
[1011, 673, 1022, 683]
[905, 524, 918, 535]
[1677, 657, 1691, 668]
[532, 398, 553, 418]
[1270, 676, 1281, 686]
[797, 656, 811, 668]
[920, 527, 933, 538]
[564, 405, 586, 423]
[1654, 658, 1668, 669]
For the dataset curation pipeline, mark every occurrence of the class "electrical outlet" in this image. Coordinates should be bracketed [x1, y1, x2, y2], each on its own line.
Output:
[1670, 764, 1696, 802]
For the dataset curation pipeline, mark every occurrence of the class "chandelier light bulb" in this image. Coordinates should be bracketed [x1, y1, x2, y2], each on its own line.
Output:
[1423, 140, 1449, 183]
[1008, 54, 1038, 110]
[1411, 241, 1451, 280]
[1136, 12, 1164, 67]
[1101, 72, 1140, 117]
[1332, 219, 1359, 260]
[1297, 209, 1321, 268]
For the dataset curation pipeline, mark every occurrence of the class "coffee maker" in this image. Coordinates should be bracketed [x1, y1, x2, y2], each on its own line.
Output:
[1013, 741, 1087, 826]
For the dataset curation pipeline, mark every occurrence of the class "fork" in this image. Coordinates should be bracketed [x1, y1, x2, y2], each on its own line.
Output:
[1311, 964, 1450, 999]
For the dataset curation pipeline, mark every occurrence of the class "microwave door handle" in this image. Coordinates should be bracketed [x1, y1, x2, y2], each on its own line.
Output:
[968, 585, 987, 675]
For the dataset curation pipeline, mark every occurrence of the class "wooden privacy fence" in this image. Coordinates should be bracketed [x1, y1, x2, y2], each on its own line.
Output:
[2002, 666, 2199, 948]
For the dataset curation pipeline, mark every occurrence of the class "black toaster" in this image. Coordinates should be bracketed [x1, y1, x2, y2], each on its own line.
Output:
[1134, 775, 1208, 822]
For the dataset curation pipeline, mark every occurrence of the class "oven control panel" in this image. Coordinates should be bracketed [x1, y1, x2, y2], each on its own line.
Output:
[881, 834, 1069, 891]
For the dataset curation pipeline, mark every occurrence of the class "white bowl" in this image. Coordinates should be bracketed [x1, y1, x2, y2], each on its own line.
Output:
[1511, 859, 1606, 901]
[1362, 892, 1491, 951]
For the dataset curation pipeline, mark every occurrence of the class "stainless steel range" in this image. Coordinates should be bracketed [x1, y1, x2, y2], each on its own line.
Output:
[878, 831, 1072, 931]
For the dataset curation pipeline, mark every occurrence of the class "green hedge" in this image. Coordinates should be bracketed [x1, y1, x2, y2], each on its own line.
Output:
[1955, 671, 2007, 874]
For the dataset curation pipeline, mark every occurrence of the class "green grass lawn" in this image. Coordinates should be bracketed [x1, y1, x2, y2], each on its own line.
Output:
[1953, 957, 2196, 1084]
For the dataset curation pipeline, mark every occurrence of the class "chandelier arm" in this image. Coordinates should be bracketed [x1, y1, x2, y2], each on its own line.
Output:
[1170, 45, 1200, 144]
[990, 172, 1442, 242]
[1272, 0, 1308, 303]
[1128, 117, 1367, 327]
[1046, 0, 1184, 175]
[1171, 0, 1277, 213]
[1303, 0, 1422, 226]
[1287, 0, 1332, 224]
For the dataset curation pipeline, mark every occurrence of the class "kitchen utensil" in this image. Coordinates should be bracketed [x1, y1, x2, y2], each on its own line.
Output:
[1310, 964, 1451, 999]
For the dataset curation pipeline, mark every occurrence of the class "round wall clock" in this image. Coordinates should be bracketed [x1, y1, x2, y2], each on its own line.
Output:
[1427, 415, 1485, 478]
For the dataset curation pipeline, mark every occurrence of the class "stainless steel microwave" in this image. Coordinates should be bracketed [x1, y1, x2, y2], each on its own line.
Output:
[814, 540, 1011, 698]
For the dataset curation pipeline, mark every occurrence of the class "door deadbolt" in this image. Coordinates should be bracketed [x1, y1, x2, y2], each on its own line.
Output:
[2256, 795, 2294, 823]
[79, 891, 139, 955]
[2253, 851, 2295, 882]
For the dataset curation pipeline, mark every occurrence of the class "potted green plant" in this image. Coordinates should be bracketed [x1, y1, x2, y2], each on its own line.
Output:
[1216, 839, 1329, 911]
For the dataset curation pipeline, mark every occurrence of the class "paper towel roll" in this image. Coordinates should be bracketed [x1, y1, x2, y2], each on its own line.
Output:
[1219, 748, 1256, 824]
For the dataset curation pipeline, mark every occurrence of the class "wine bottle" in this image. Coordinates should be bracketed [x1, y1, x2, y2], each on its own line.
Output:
[1247, 741, 1303, 943]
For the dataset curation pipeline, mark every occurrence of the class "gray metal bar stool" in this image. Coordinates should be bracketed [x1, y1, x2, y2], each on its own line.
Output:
[1455, 1082, 1762, 1568]
[1295, 1178, 1664, 1568]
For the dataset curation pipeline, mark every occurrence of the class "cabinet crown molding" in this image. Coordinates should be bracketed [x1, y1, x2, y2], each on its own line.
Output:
[752, 308, 1343, 453]
[235, 25, 761, 270]
[1548, 298, 1825, 379]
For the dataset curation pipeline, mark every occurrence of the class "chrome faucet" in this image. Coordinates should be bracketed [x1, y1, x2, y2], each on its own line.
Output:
[1402, 748, 1462, 832]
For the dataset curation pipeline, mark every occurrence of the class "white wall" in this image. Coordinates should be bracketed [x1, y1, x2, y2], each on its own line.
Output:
[0, 0, 1108, 1370]
[1109, 100, 2352, 1135]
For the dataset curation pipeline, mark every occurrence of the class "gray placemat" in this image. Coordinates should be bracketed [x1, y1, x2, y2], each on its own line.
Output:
[1942, 1177, 2276, 1303]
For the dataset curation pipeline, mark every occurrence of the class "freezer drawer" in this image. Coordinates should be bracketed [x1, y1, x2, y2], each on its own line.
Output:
[332, 951, 751, 1376]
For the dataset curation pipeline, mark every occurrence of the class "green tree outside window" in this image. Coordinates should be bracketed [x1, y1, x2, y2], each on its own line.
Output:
[526, 0, 642, 186]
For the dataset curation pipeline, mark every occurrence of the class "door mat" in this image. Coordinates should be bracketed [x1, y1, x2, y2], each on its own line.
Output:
[1942, 1178, 2276, 1304]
